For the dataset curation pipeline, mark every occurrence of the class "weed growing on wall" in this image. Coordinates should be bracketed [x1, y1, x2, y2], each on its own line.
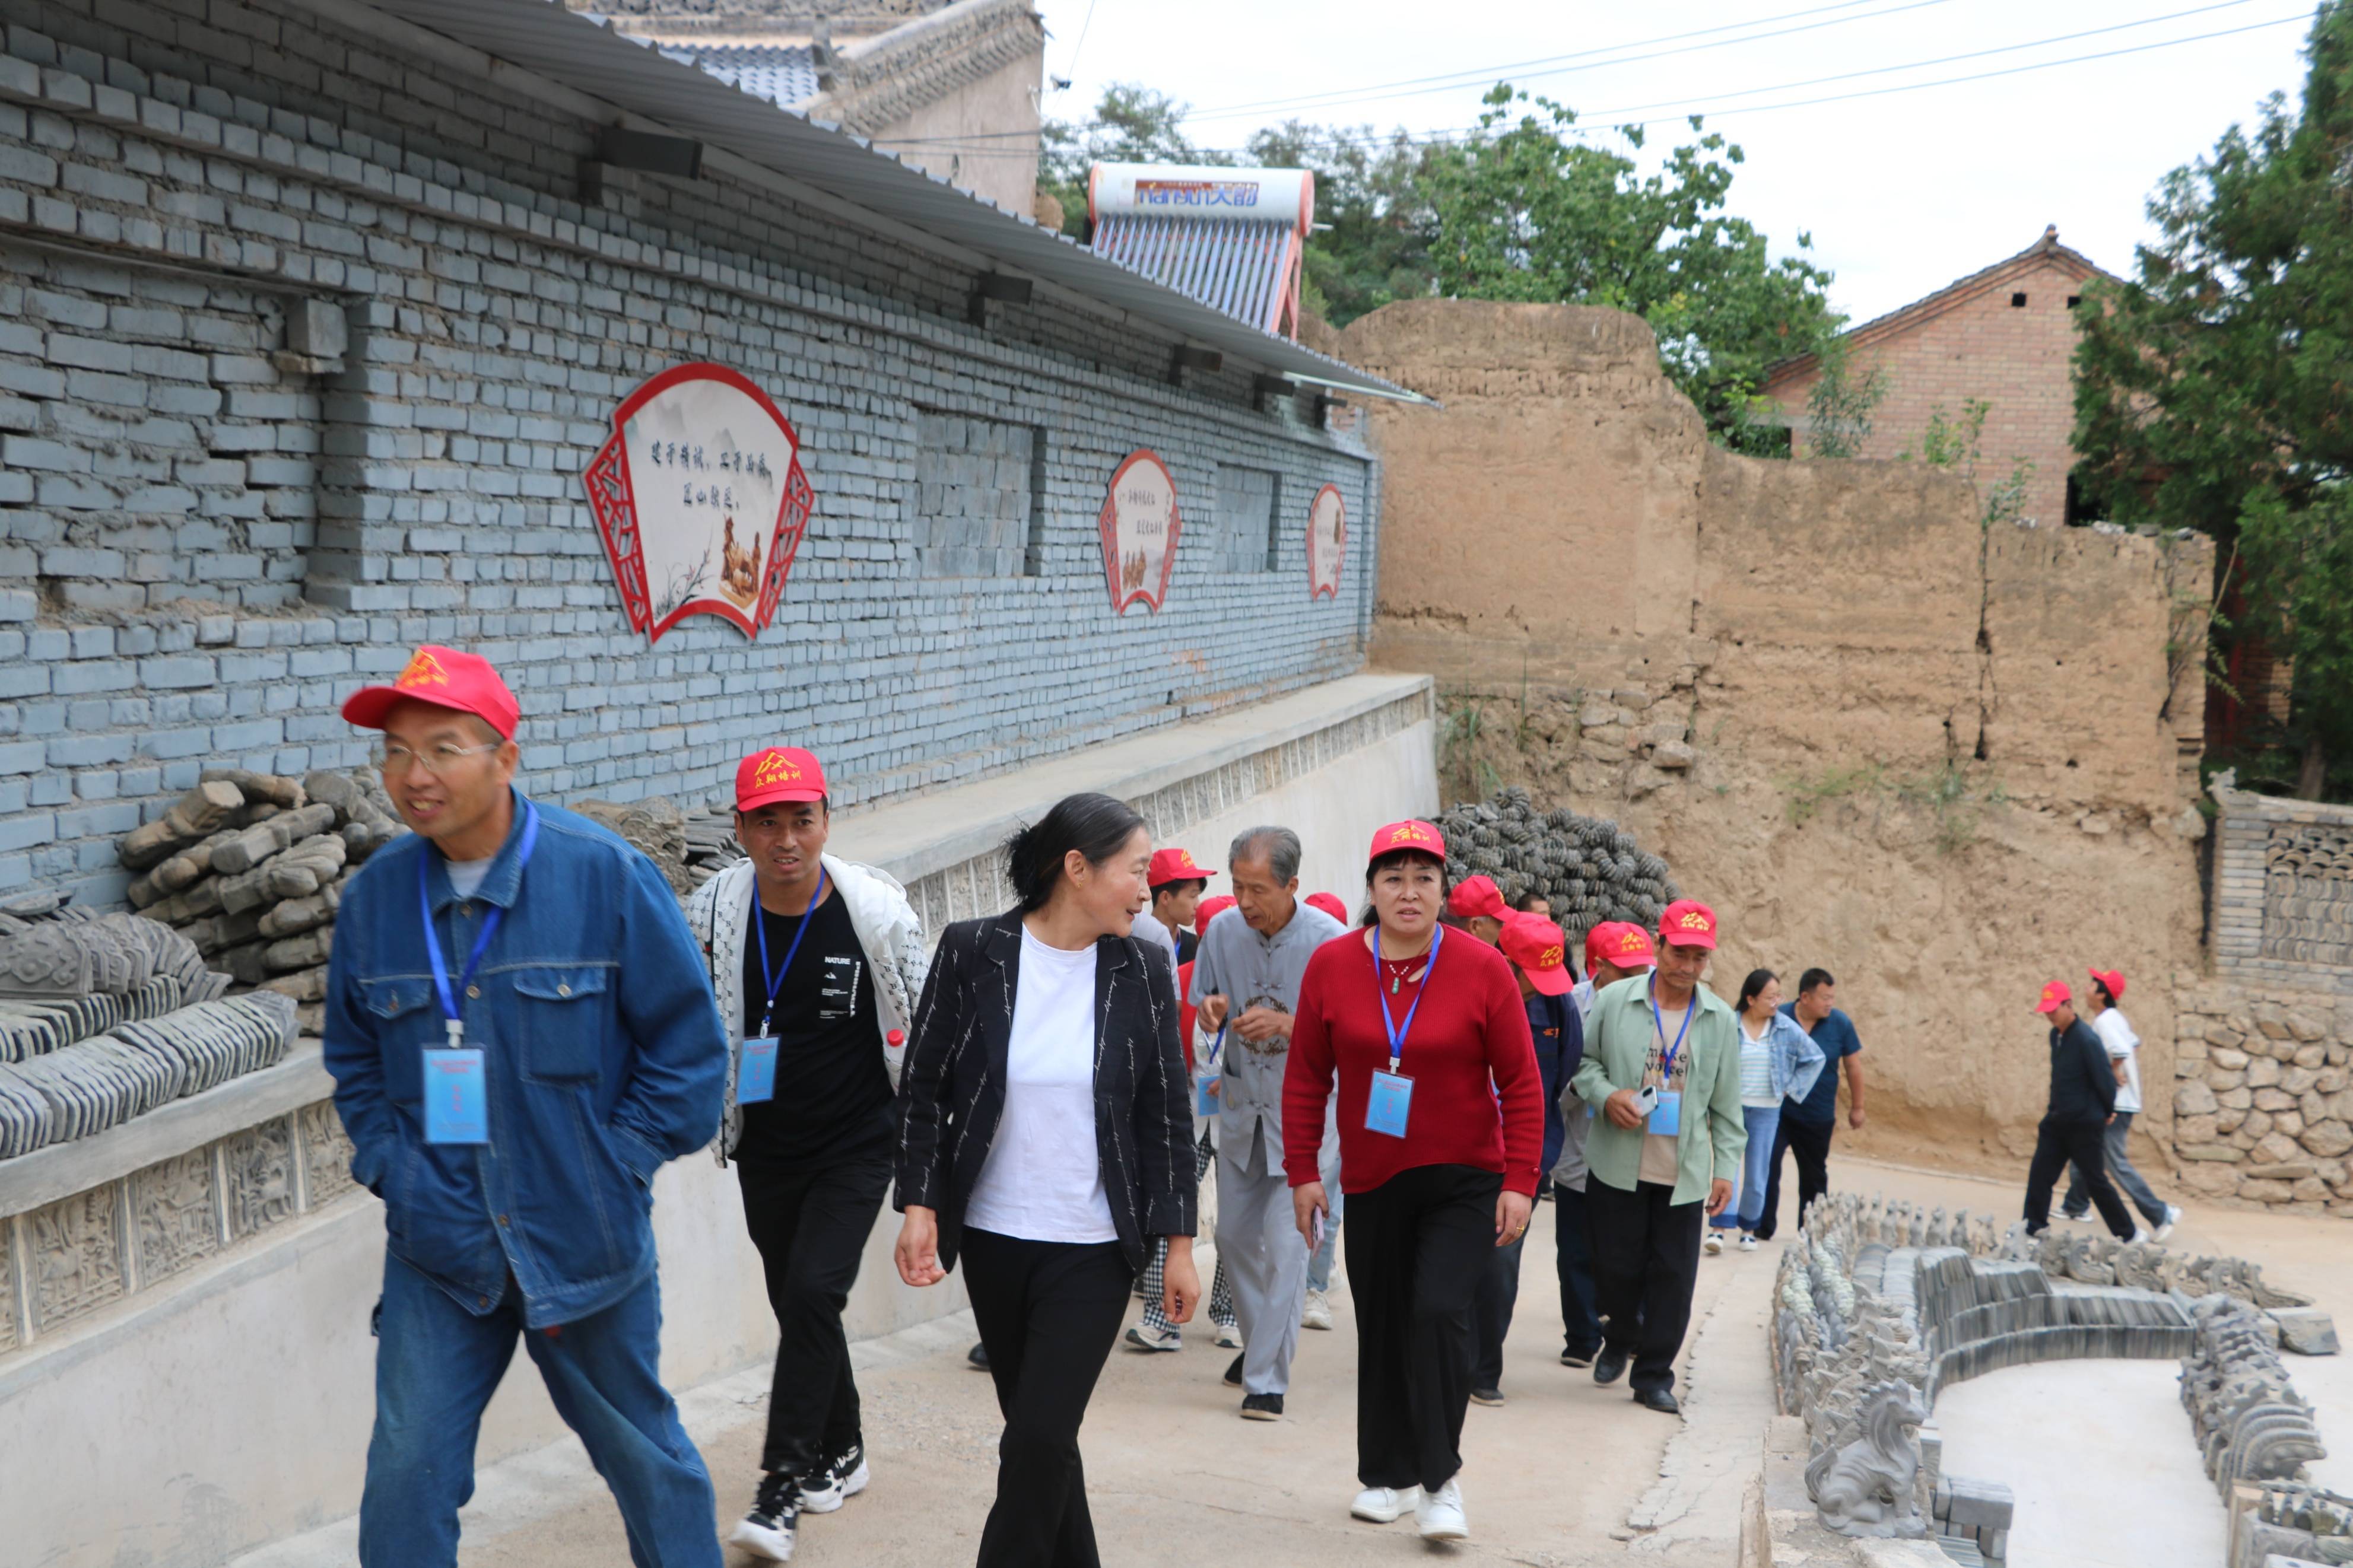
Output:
[1783, 761, 2008, 854]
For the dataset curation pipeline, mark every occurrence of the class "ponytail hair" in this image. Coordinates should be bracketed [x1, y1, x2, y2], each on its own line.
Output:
[1738, 968, 1778, 1012]
[1003, 793, 1148, 914]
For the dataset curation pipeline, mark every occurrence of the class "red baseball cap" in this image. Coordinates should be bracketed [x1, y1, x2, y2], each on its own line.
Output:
[1500, 914, 1574, 995]
[2088, 968, 2126, 1002]
[1195, 894, 1237, 933]
[1586, 921, 1657, 974]
[735, 746, 828, 812]
[2036, 979, 2072, 1014]
[1657, 899, 1719, 949]
[1368, 819, 1446, 865]
[1148, 847, 1214, 889]
[341, 645, 521, 740]
[1304, 891, 1349, 924]
[1446, 874, 1507, 922]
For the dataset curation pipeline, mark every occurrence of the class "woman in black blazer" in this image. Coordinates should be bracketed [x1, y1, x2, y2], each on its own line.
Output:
[894, 792, 1198, 1568]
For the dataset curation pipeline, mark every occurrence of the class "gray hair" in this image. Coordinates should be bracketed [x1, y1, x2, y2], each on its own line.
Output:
[1230, 825, 1303, 884]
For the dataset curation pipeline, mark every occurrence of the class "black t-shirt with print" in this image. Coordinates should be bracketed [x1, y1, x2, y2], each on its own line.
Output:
[735, 888, 893, 1168]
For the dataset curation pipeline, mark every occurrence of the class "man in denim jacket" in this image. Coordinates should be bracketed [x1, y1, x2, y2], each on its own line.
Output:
[323, 645, 728, 1567]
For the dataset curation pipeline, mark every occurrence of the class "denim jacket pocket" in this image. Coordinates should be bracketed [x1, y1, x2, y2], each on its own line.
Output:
[361, 978, 436, 1104]
[510, 965, 612, 1083]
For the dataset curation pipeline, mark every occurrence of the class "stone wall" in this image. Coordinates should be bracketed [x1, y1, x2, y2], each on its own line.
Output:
[1342, 299, 2212, 1171]
[0, 0, 1377, 905]
[2169, 979, 2353, 1214]
[2209, 777, 2353, 991]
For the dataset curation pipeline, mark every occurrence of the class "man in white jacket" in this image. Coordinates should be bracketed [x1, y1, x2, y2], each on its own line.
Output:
[688, 746, 929, 1563]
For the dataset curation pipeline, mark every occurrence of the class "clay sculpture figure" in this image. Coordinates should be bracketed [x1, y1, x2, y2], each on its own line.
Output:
[1806, 1379, 1931, 1537]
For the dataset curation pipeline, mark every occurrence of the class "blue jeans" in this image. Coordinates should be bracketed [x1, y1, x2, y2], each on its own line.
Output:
[359, 1252, 720, 1568]
[1307, 1189, 1342, 1293]
[1710, 1105, 1782, 1233]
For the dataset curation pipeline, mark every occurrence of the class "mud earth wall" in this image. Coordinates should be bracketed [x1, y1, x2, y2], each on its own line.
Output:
[1345, 300, 2215, 1180]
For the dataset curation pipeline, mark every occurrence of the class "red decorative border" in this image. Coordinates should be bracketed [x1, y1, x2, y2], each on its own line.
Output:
[583, 362, 813, 644]
[1307, 481, 1347, 600]
[1098, 449, 1182, 615]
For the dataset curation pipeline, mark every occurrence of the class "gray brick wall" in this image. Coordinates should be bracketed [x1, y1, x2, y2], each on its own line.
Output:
[0, 2, 1383, 905]
[1211, 463, 1278, 574]
[910, 411, 1038, 579]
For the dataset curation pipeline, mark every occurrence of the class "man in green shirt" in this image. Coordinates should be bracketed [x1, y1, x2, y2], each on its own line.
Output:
[1569, 899, 1742, 1415]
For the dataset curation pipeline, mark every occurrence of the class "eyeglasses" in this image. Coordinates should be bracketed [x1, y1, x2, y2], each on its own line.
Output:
[374, 740, 502, 776]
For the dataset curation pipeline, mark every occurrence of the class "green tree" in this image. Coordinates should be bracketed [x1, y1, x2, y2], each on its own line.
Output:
[2072, 5, 2353, 797]
[1037, 85, 1228, 238]
[1421, 87, 1842, 450]
[1801, 338, 1889, 461]
[1244, 122, 1438, 327]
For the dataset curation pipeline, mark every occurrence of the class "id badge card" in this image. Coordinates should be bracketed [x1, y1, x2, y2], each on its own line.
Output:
[1648, 1088, 1682, 1137]
[738, 1036, 780, 1105]
[1195, 1070, 1221, 1118]
[423, 1047, 488, 1145]
[1366, 1069, 1415, 1138]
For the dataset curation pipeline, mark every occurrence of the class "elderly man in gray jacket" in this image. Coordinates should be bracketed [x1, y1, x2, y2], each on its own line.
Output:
[1192, 825, 1345, 1421]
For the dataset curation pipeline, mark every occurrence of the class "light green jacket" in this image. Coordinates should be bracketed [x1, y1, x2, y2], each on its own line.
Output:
[1570, 973, 1746, 1206]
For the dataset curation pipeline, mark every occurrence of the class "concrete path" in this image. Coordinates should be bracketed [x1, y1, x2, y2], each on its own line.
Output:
[227, 1152, 2353, 1568]
[231, 1202, 1783, 1568]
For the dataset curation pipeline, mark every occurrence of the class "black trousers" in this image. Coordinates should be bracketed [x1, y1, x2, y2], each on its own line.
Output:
[1347, 1163, 1500, 1491]
[2023, 1117, 2134, 1239]
[1585, 1178, 1703, 1395]
[1470, 1229, 1525, 1391]
[1755, 1114, 1834, 1241]
[736, 1153, 891, 1478]
[1554, 1181, 1603, 1358]
[961, 1228, 1132, 1568]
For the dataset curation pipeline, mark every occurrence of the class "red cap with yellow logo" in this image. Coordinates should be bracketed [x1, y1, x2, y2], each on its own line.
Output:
[2035, 979, 2072, 1014]
[1657, 898, 1719, 950]
[1148, 847, 1214, 889]
[1585, 921, 1657, 975]
[1445, 874, 1507, 921]
[1367, 819, 1446, 866]
[735, 746, 828, 812]
[1499, 913, 1575, 995]
[340, 645, 521, 739]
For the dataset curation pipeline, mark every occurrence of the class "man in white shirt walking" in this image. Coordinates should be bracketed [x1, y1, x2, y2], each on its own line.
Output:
[2062, 968, 2180, 1239]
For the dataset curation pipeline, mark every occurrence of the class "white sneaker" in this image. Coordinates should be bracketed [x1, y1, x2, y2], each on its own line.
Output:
[1703, 1232, 1724, 1257]
[1736, 1233, 1759, 1253]
[2130, 1228, 2155, 1246]
[1351, 1484, 1421, 1524]
[1416, 1476, 1468, 1541]
[797, 1443, 867, 1513]
[1301, 1289, 1333, 1331]
[2061, 1210, 2091, 1223]
[728, 1472, 800, 1561]
[1125, 1321, 1182, 1352]
[2154, 1204, 2181, 1243]
[1214, 1321, 1244, 1349]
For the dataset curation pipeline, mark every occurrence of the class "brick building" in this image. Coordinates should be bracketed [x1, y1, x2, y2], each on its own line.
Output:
[0, 0, 1417, 906]
[1760, 225, 2118, 529]
[572, 0, 1049, 215]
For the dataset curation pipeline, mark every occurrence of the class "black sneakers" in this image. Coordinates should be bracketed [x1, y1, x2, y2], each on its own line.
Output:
[727, 1471, 802, 1562]
[1224, 1352, 1245, 1387]
[1592, 1347, 1628, 1385]
[799, 1442, 869, 1513]
[1240, 1391, 1284, 1420]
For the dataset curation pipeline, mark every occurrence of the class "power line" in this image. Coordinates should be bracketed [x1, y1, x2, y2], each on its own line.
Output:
[875, 10, 2310, 161]
[1182, 0, 1906, 122]
[1060, 0, 1102, 85]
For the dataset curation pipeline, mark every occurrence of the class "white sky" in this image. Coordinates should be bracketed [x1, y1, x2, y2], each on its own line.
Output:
[1027, 0, 2316, 324]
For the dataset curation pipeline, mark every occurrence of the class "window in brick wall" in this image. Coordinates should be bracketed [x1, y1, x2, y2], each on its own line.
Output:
[1, 244, 319, 616]
[910, 411, 1044, 578]
[2066, 295, 2082, 308]
[1211, 463, 1281, 573]
[2009, 292, 2028, 307]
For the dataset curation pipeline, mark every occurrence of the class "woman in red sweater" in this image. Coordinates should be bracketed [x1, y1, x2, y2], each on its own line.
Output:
[1283, 820, 1541, 1544]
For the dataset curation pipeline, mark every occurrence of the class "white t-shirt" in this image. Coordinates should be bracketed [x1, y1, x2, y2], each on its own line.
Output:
[2094, 1007, 2142, 1114]
[446, 856, 493, 898]
[964, 926, 1118, 1244]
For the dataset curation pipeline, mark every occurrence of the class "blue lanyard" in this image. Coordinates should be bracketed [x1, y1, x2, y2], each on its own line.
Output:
[1371, 924, 1444, 1071]
[1205, 1023, 1227, 1068]
[752, 865, 828, 1036]
[418, 802, 539, 1047]
[1647, 972, 1693, 1080]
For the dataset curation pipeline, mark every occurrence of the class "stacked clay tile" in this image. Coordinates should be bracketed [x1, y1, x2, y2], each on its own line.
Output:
[0, 905, 295, 1158]
[1436, 785, 1679, 930]
[120, 767, 407, 1026]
